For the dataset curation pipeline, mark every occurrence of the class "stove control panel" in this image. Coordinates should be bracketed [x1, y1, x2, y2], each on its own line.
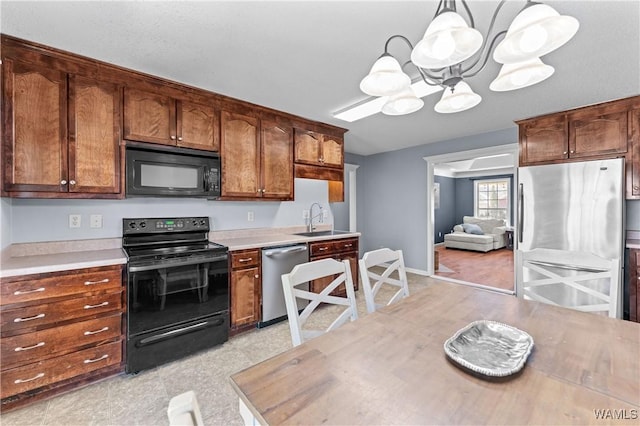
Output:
[123, 217, 210, 234]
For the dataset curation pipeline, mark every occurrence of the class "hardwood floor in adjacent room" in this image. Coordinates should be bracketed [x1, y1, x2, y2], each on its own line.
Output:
[435, 245, 514, 291]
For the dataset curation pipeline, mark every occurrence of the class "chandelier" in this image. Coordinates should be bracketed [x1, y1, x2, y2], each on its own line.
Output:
[358, 0, 579, 116]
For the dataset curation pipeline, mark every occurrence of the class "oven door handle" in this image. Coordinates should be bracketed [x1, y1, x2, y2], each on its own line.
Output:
[128, 255, 228, 272]
[137, 319, 225, 347]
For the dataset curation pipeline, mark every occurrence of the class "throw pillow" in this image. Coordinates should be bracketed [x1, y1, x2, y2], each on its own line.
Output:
[462, 223, 484, 235]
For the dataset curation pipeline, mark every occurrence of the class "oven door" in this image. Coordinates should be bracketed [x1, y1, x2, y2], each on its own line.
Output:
[126, 254, 229, 337]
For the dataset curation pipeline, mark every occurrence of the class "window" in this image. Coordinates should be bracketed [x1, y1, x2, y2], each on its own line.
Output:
[474, 178, 510, 224]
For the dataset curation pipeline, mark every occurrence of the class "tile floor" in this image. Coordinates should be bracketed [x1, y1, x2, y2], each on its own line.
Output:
[0, 272, 439, 426]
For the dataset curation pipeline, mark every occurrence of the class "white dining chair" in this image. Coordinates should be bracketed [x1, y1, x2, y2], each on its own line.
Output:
[359, 248, 410, 313]
[281, 258, 358, 347]
[167, 390, 204, 426]
[516, 248, 620, 318]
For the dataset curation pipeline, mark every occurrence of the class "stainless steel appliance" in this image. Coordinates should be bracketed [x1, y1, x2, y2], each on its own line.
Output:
[123, 217, 229, 373]
[260, 244, 309, 327]
[125, 142, 220, 199]
[516, 158, 624, 317]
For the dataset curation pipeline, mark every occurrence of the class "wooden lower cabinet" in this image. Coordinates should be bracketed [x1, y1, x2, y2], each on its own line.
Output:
[308, 237, 359, 297]
[0, 265, 124, 408]
[629, 249, 639, 322]
[230, 249, 261, 330]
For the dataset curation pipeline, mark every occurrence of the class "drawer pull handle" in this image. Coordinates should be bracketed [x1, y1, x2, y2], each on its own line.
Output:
[13, 287, 45, 295]
[318, 247, 328, 251]
[238, 258, 253, 263]
[84, 327, 109, 336]
[14, 373, 45, 384]
[14, 313, 45, 323]
[84, 354, 109, 364]
[14, 342, 45, 352]
[343, 244, 352, 248]
[84, 278, 109, 286]
[84, 302, 109, 309]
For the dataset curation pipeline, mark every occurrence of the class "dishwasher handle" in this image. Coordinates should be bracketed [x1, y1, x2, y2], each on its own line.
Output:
[263, 245, 308, 257]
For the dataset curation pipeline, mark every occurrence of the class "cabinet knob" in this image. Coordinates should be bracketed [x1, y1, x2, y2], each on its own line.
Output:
[60, 180, 67, 185]
[254, 274, 259, 279]
[178, 137, 183, 141]
[570, 150, 575, 154]
[562, 152, 568, 155]
[634, 185, 640, 190]
[262, 189, 266, 193]
[69, 180, 76, 185]
[170, 136, 176, 140]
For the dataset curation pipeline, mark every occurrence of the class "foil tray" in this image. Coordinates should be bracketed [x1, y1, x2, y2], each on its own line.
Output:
[444, 320, 534, 377]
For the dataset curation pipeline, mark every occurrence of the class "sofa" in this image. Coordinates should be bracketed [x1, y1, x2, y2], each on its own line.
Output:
[443, 216, 507, 252]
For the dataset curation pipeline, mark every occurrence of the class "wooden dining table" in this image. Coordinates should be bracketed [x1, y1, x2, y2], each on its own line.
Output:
[229, 282, 640, 425]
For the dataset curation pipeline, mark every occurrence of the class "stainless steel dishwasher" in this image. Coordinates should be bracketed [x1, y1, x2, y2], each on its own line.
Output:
[260, 243, 309, 328]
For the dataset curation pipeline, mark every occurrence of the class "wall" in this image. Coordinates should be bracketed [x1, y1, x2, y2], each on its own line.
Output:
[0, 197, 12, 250]
[433, 175, 456, 243]
[4, 179, 332, 244]
[628, 200, 640, 231]
[453, 174, 514, 225]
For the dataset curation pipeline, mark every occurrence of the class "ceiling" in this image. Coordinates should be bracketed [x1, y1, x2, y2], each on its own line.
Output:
[2, 1, 639, 156]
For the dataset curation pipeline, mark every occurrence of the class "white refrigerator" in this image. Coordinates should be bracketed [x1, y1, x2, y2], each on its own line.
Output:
[516, 158, 624, 318]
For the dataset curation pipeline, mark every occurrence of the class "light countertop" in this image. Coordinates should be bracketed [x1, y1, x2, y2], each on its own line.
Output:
[0, 228, 361, 278]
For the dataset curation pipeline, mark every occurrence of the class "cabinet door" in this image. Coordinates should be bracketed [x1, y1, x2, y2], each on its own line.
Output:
[230, 267, 261, 327]
[261, 121, 293, 200]
[220, 111, 260, 198]
[177, 100, 219, 152]
[294, 130, 322, 165]
[321, 135, 344, 168]
[309, 254, 347, 298]
[518, 115, 568, 165]
[630, 107, 640, 198]
[2, 59, 67, 193]
[68, 76, 121, 194]
[569, 105, 628, 159]
[123, 88, 176, 146]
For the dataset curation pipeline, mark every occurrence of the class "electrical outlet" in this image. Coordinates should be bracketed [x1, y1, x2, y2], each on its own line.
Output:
[302, 210, 310, 220]
[90, 214, 103, 228]
[247, 211, 254, 222]
[69, 214, 81, 228]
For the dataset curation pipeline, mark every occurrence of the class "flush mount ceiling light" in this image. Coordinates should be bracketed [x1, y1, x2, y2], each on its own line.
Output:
[337, 0, 578, 121]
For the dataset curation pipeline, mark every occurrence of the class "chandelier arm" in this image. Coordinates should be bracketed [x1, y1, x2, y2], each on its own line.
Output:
[463, 30, 507, 77]
[459, 0, 508, 72]
[433, 0, 445, 19]
[383, 34, 415, 54]
[416, 67, 443, 86]
[460, 0, 475, 28]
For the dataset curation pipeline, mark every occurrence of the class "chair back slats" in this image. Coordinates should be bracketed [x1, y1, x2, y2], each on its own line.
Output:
[516, 248, 620, 318]
[359, 248, 410, 313]
[282, 258, 358, 347]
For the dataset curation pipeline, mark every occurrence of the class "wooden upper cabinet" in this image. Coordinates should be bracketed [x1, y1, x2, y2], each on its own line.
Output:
[261, 121, 294, 199]
[221, 111, 261, 198]
[568, 104, 628, 159]
[630, 107, 640, 198]
[3, 59, 67, 193]
[123, 88, 219, 151]
[177, 100, 219, 151]
[221, 112, 294, 200]
[2, 59, 120, 196]
[518, 114, 568, 165]
[68, 75, 121, 194]
[294, 129, 344, 169]
[123, 88, 174, 146]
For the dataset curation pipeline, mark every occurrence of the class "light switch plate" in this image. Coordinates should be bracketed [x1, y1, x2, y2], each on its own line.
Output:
[90, 214, 103, 228]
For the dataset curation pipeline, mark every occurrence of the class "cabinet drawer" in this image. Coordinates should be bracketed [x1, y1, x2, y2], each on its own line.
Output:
[635, 250, 640, 264]
[0, 267, 122, 306]
[309, 241, 334, 257]
[1, 314, 122, 370]
[1, 291, 123, 335]
[231, 250, 260, 269]
[332, 238, 358, 253]
[1, 340, 121, 399]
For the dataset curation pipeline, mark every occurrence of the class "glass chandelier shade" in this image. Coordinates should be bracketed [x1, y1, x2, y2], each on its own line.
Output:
[490, 58, 555, 92]
[381, 85, 425, 115]
[493, 4, 579, 64]
[434, 81, 482, 113]
[410, 11, 483, 69]
[359, 54, 412, 96]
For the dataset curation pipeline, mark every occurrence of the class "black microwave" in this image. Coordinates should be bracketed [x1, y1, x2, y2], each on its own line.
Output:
[125, 143, 220, 199]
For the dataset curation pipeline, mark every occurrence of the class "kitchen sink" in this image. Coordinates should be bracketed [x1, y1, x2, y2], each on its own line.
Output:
[293, 230, 352, 237]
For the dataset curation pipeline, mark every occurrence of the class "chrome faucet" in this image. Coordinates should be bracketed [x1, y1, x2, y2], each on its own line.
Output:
[307, 202, 323, 232]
